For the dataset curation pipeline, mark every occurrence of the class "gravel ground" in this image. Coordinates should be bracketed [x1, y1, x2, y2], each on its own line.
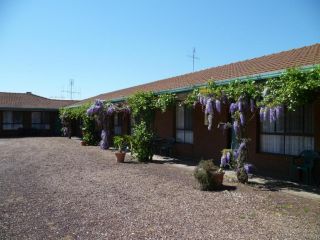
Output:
[0, 137, 319, 240]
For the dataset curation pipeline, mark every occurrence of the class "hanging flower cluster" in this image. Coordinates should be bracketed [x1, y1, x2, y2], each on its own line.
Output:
[259, 105, 284, 123]
[220, 149, 235, 168]
[188, 80, 262, 183]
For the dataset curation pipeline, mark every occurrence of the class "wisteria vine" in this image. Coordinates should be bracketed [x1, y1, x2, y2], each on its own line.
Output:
[185, 66, 320, 183]
[87, 99, 130, 149]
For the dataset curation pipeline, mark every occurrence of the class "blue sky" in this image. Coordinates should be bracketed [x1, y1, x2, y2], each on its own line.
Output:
[0, 0, 319, 100]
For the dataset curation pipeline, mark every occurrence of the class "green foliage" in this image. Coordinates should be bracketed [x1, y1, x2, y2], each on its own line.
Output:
[194, 160, 222, 191]
[82, 116, 98, 145]
[204, 81, 225, 98]
[59, 103, 90, 121]
[131, 121, 154, 162]
[123, 135, 133, 151]
[59, 103, 98, 145]
[223, 79, 262, 102]
[127, 91, 156, 123]
[184, 88, 199, 106]
[155, 93, 177, 112]
[127, 91, 176, 123]
[113, 135, 126, 152]
[237, 167, 248, 184]
[261, 66, 320, 110]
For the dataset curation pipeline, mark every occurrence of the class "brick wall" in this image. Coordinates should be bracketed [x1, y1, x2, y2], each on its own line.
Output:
[151, 97, 320, 180]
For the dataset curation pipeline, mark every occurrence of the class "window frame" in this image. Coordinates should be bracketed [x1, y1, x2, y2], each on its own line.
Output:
[114, 112, 122, 135]
[2, 111, 23, 130]
[259, 105, 314, 156]
[175, 104, 193, 144]
[31, 111, 51, 130]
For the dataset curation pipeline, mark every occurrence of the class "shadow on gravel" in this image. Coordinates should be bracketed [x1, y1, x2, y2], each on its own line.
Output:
[194, 185, 237, 192]
[215, 185, 237, 192]
[150, 158, 199, 167]
[247, 179, 320, 195]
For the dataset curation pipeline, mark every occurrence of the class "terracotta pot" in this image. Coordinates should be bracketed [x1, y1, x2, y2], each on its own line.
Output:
[211, 171, 224, 187]
[115, 152, 126, 163]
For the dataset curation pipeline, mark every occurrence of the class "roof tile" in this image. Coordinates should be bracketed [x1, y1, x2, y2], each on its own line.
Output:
[0, 92, 77, 110]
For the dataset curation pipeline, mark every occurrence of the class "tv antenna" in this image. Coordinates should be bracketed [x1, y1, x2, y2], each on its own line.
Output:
[62, 79, 80, 100]
[187, 47, 199, 72]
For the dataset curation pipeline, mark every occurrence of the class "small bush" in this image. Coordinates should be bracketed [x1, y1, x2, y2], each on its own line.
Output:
[82, 116, 99, 145]
[237, 167, 248, 183]
[132, 121, 154, 162]
[113, 136, 126, 152]
[194, 160, 223, 191]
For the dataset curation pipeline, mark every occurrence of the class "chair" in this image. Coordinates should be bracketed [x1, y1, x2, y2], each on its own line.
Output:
[160, 138, 175, 157]
[290, 150, 319, 185]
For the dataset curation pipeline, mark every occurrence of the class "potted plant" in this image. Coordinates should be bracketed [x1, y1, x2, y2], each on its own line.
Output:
[194, 160, 224, 191]
[113, 135, 126, 163]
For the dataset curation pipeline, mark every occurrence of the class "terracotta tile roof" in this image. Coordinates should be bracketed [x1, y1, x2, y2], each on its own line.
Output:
[0, 92, 78, 110]
[73, 43, 320, 106]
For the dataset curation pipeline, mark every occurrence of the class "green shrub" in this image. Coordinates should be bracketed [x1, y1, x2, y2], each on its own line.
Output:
[123, 135, 133, 151]
[194, 160, 223, 191]
[132, 121, 154, 162]
[82, 116, 99, 145]
[113, 135, 126, 152]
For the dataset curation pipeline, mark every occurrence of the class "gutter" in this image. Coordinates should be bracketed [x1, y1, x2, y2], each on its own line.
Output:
[67, 64, 318, 106]
[110, 64, 317, 103]
[0, 107, 60, 112]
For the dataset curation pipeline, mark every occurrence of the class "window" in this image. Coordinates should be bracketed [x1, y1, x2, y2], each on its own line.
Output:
[176, 104, 193, 144]
[114, 113, 122, 135]
[31, 112, 50, 130]
[2, 111, 23, 130]
[260, 105, 314, 155]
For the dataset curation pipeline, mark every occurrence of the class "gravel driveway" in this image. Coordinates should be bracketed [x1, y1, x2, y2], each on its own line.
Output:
[0, 137, 319, 240]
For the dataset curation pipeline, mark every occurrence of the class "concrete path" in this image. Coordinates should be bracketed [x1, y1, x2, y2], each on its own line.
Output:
[152, 154, 320, 201]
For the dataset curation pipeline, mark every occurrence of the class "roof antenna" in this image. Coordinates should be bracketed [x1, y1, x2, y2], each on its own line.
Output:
[187, 47, 199, 72]
[62, 79, 80, 100]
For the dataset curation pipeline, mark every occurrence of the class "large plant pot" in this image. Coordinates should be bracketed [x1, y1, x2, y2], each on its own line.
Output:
[211, 171, 224, 187]
[115, 152, 126, 163]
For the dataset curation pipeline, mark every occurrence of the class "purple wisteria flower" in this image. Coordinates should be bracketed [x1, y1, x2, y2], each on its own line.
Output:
[205, 98, 213, 114]
[230, 103, 238, 114]
[238, 141, 247, 152]
[275, 105, 283, 119]
[200, 96, 207, 106]
[86, 107, 94, 116]
[220, 154, 227, 167]
[100, 130, 108, 149]
[207, 113, 213, 130]
[215, 99, 221, 113]
[87, 99, 105, 117]
[269, 108, 276, 123]
[95, 99, 104, 107]
[238, 101, 243, 112]
[244, 163, 254, 174]
[226, 152, 231, 163]
[240, 112, 245, 126]
[107, 105, 116, 115]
